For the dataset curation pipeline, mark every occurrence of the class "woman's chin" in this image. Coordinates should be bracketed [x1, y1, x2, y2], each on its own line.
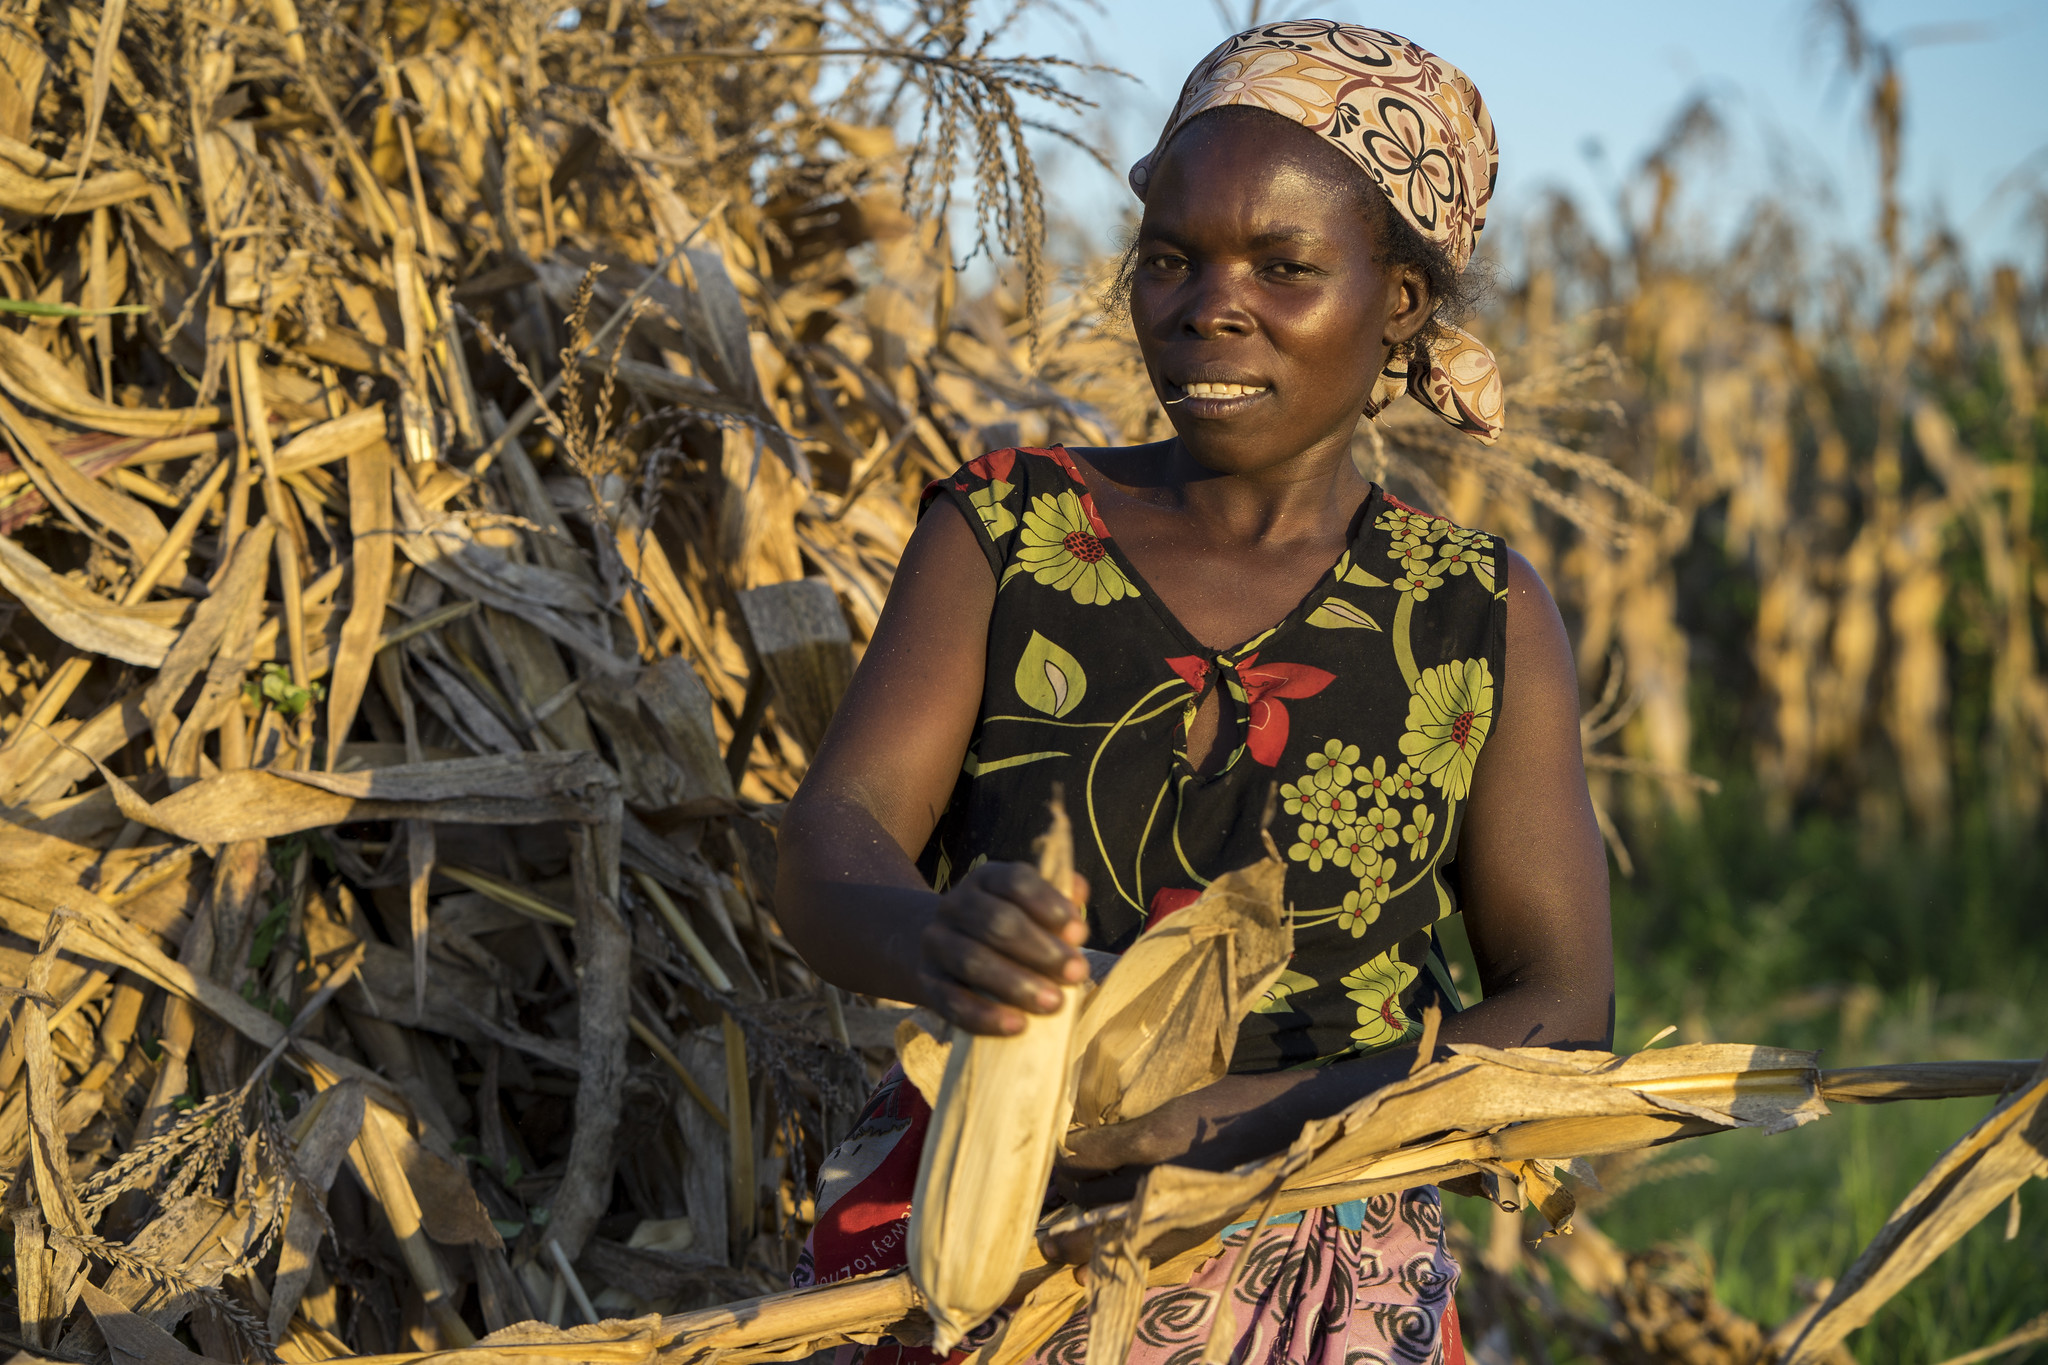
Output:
[1163, 416, 1360, 479]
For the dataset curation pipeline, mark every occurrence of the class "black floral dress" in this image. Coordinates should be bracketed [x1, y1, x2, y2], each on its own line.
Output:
[919, 446, 1507, 1071]
[795, 445, 1492, 1364]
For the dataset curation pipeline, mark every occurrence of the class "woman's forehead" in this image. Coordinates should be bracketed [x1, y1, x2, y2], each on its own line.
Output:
[1142, 112, 1373, 239]
[1150, 108, 1370, 203]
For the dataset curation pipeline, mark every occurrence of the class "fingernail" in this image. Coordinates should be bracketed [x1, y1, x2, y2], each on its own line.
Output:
[1037, 989, 1061, 1010]
[1063, 956, 1087, 981]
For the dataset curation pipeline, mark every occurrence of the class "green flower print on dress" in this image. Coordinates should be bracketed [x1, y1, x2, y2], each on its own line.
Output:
[1014, 631, 1087, 717]
[1284, 740, 1361, 827]
[1007, 490, 1138, 605]
[1344, 951, 1420, 1049]
[1389, 536, 1446, 601]
[1376, 507, 1451, 543]
[1289, 820, 1338, 872]
[1357, 755, 1399, 808]
[1437, 526, 1497, 593]
[1306, 595, 1381, 630]
[1356, 801, 1401, 851]
[1334, 550, 1390, 589]
[1402, 804, 1436, 859]
[1289, 781, 1357, 827]
[1329, 825, 1376, 872]
[1336, 880, 1386, 936]
[1253, 968, 1318, 1015]
[1305, 739, 1359, 786]
[1355, 848, 1395, 908]
[1399, 657, 1495, 800]
[969, 480, 1018, 538]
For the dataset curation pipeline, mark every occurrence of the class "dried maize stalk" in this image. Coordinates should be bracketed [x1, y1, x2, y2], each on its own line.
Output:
[909, 798, 1088, 1352]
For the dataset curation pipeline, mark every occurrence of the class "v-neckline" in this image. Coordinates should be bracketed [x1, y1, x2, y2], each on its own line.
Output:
[1055, 445, 1381, 666]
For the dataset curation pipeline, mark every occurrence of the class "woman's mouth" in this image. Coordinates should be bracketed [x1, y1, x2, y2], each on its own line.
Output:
[1165, 379, 1271, 412]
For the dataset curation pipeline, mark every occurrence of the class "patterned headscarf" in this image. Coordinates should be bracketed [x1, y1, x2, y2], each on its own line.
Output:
[1128, 21, 1505, 443]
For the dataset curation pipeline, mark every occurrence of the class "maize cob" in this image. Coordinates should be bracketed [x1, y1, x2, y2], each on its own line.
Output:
[909, 798, 1088, 1352]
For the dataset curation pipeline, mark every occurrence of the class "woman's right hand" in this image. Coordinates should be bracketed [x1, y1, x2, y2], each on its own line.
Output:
[917, 861, 1091, 1035]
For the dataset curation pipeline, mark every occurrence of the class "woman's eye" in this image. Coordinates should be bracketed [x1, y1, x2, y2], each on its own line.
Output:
[1143, 253, 1188, 271]
[1268, 261, 1316, 278]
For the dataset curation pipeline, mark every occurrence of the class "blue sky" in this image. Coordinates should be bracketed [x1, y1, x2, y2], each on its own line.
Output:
[1004, 0, 2048, 272]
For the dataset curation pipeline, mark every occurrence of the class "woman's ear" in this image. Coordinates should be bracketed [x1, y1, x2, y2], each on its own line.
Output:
[1383, 262, 1434, 349]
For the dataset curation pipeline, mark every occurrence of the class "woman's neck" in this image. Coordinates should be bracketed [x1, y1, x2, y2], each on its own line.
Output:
[1077, 434, 1370, 549]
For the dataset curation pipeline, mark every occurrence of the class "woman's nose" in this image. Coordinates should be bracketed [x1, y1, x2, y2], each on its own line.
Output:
[1179, 266, 1254, 339]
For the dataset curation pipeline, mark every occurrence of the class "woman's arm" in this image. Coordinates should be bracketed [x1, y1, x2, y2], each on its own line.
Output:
[775, 500, 1090, 1033]
[1060, 548, 1613, 1183]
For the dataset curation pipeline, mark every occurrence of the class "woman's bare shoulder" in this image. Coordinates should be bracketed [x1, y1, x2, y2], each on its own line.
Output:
[1055, 440, 1177, 490]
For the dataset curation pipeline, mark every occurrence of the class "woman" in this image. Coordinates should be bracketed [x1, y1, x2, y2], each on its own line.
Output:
[776, 21, 1612, 1365]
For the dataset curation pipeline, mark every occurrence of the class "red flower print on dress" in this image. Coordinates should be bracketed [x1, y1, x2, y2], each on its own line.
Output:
[966, 448, 1018, 484]
[1042, 446, 1112, 538]
[1145, 886, 1203, 930]
[1237, 652, 1337, 766]
[1165, 655, 1211, 693]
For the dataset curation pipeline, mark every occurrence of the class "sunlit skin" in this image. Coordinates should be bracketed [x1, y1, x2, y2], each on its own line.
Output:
[775, 112, 1613, 1254]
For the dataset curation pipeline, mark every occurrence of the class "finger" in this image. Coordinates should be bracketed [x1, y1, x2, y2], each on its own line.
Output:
[1068, 1169, 1142, 1208]
[1060, 1126, 1127, 1172]
[973, 863, 1087, 935]
[1061, 873, 1092, 943]
[1038, 1224, 1097, 1266]
[927, 923, 1068, 1013]
[921, 970, 1027, 1036]
[945, 885, 1087, 983]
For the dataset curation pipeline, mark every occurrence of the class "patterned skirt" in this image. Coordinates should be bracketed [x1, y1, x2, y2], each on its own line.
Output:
[795, 1067, 1464, 1365]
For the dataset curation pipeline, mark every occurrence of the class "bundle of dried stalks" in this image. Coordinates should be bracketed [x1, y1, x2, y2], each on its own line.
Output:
[0, 0, 1132, 1355]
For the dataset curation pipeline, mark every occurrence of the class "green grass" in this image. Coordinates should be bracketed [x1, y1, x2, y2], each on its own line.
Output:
[1440, 780, 2047, 1362]
[1586, 1064, 2046, 1365]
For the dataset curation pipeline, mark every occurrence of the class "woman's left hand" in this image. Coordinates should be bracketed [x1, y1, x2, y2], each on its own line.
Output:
[1054, 1076, 1287, 1207]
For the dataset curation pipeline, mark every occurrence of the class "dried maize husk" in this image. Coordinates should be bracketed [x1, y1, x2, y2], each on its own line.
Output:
[909, 799, 1089, 1353]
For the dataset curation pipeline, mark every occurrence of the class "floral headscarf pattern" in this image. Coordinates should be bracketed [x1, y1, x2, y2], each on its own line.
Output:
[1127, 20, 1506, 443]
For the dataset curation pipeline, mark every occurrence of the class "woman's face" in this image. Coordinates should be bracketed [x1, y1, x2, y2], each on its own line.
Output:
[1130, 113, 1429, 479]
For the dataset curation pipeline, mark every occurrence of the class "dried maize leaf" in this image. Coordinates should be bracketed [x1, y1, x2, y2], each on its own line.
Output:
[482, 605, 601, 752]
[0, 326, 219, 434]
[268, 1080, 368, 1342]
[328, 435, 396, 765]
[0, 159, 153, 215]
[0, 390, 166, 559]
[391, 468, 626, 675]
[1068, 856, 1289, 1130]
[584, 671, 700, 810]
[893, 1012, 950, 1108]
[1781, 1057, 2048, 1365]
[636, 655, 737, 805]
[78, 1278, 217, 1365]
[343, 1092, 477, 1347]
[93, 749, 618, 844]
[161, 522, 278, 781]
[735, 577, 853, 756]
[550, 813, 631, 1265]
[1082, 1221, 1147, 1365]
[0, 533, 183, 665]
[910, 802, 1088, 1354]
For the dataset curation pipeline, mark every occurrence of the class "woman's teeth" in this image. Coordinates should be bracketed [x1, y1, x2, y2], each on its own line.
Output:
[1181, 382, 1266, 398]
